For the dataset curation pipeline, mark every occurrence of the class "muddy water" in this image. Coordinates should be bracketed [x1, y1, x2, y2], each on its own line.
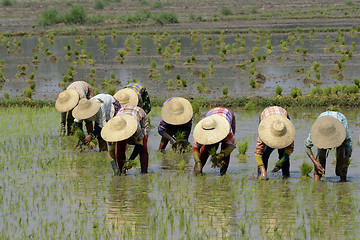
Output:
[1, 106, 360, 239]
[1, 31, 360, 100]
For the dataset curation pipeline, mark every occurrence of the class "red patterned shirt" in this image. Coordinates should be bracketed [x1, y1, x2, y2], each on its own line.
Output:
[116, 105, 149, 141]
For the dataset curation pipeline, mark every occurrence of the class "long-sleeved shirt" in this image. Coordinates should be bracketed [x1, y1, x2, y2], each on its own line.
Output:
[192, 107, 236, 152]
[116, 105, 149, 142]
[91, 94, 121, 128]
[254, 106, 294, 155]
[305, 111, 352, 154]
[67, 81, 94, 100]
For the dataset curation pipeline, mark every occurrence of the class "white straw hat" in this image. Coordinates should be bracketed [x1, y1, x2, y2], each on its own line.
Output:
[101, 114, 138, 142]
[258, 114, 295, 149]
[310, 115, 346, 149]
[113, 88, 139, 106]
[55, 89, 79, 112]
[72, 98, 100, 120]
[193, 115, 230, 145]
[161, 97, 193, 125]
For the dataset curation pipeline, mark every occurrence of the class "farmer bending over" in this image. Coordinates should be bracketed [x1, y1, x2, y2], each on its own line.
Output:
[255, 106, 295, 180]
[158, 97, 193, 152]
[55, 81, 94, 136]
[72, 94, 121, 152]
[113, 82, 151, 114]
[192, 107, 236, 175]
[304, 111, 352, 182]
[101, 105, 149, 175]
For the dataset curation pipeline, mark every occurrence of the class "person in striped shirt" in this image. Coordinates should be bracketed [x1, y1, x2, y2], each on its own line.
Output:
[72, 94, 121, 152]
[114, 82, 151, 114]
[255, 106, 295, 179]
[192, 107, 236, 175]
[113, 105, 149, 175]
[304, 111, 352, 182]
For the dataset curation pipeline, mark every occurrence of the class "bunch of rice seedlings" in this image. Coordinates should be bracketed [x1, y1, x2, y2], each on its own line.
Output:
[300, 161, 313, 177]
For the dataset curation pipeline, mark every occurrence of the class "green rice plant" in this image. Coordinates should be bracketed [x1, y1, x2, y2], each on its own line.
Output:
[22, 88, 33, 99]
[37, 8, 60, 26]
[222, 86, 229, 97]
[354, 78, 359, 87]
[249, 79, 256, 88]
[107, 86, 116, 95]
[63, 5, 87, 24]
[152, 2, 163, 8]
[323, 86, 332, 95]
[196, 83, 204, 92]
[3, 91, 9, 99]
[178, 160, 186, 172]
[153, 12, 178, 24]
[221, 7, 233, 15]
[94, 0, 105, 10]
[237, 139, 249, 155]
[244, 101, 255, 110]
[311, 87, 323, 96]
[2, 0, 13, 6]
[300, 161, 313, 177]
[191, 101, 200, 115]
[275, 85, 283, 96]
[167, 79, 174, 90]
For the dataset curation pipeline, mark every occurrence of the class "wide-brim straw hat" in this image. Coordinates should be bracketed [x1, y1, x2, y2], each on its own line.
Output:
[310, 115, 346, 149]
[101, 114, 138, 142]
[55, 89, 80, 112]
[193, 115, 230, 145]
[113, 88, 139, 106]
[161, 97, 193, 125]
[72, 98, 100, 120]
[258, 114, 295, 149]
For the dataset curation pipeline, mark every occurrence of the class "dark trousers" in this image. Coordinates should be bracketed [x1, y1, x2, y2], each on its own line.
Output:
[116, 135, 149, 173]
[199, 142, 230, 175]
[61, 110, 93, 136]
[258, 145, 290, 178]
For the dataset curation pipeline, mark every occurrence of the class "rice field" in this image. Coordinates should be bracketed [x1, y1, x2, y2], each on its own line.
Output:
[1, 106, 360, 239]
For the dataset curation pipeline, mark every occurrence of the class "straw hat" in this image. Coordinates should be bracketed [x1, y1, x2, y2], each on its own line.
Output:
[113, 88, 139, 106]
[101, 114, 138, 142]
[258, 114, 295, 149]
[193, 115, 230, 145]
[161, 97, 193, 125]
[310, 115, 346, 149]
[72, 98, 100, 120]
[55, 89, 79, 112]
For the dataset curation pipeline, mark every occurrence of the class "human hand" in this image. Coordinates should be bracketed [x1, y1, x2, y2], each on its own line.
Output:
[314, 161, 325, 175]
[84, 134, 92, 144]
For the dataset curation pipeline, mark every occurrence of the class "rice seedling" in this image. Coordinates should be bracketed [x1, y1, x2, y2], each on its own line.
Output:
[300, 161, 313, 177]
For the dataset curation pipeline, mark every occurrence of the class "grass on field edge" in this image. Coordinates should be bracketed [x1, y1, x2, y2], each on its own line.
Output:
[1, 95, 359, 108]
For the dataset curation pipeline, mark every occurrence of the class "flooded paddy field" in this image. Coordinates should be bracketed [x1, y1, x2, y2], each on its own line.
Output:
[1, 106, 360, 239]
[1, 29, 360, 101]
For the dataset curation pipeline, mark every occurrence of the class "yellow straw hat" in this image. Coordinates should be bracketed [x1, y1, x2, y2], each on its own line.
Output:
[193, 115, 230, 145]
[161, 97, 193, 125]
[113, 88, 139, 106]
[258, 114, 295, 149]
[72, 98, 100, 120]
[55, 89, 79, 112]
[101, 114, 138, 142]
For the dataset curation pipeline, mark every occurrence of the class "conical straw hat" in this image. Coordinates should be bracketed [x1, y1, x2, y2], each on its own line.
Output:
[310, 115, 346, 149]
[113, 88, 139, 106]
[161, 97, 193, 125]
[193, 115, 230, 145]
[258, 114, 295, 149]
[72, 98, 100, 120]
[101, 114, 138, 142]
[55, 89, 79, 112]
